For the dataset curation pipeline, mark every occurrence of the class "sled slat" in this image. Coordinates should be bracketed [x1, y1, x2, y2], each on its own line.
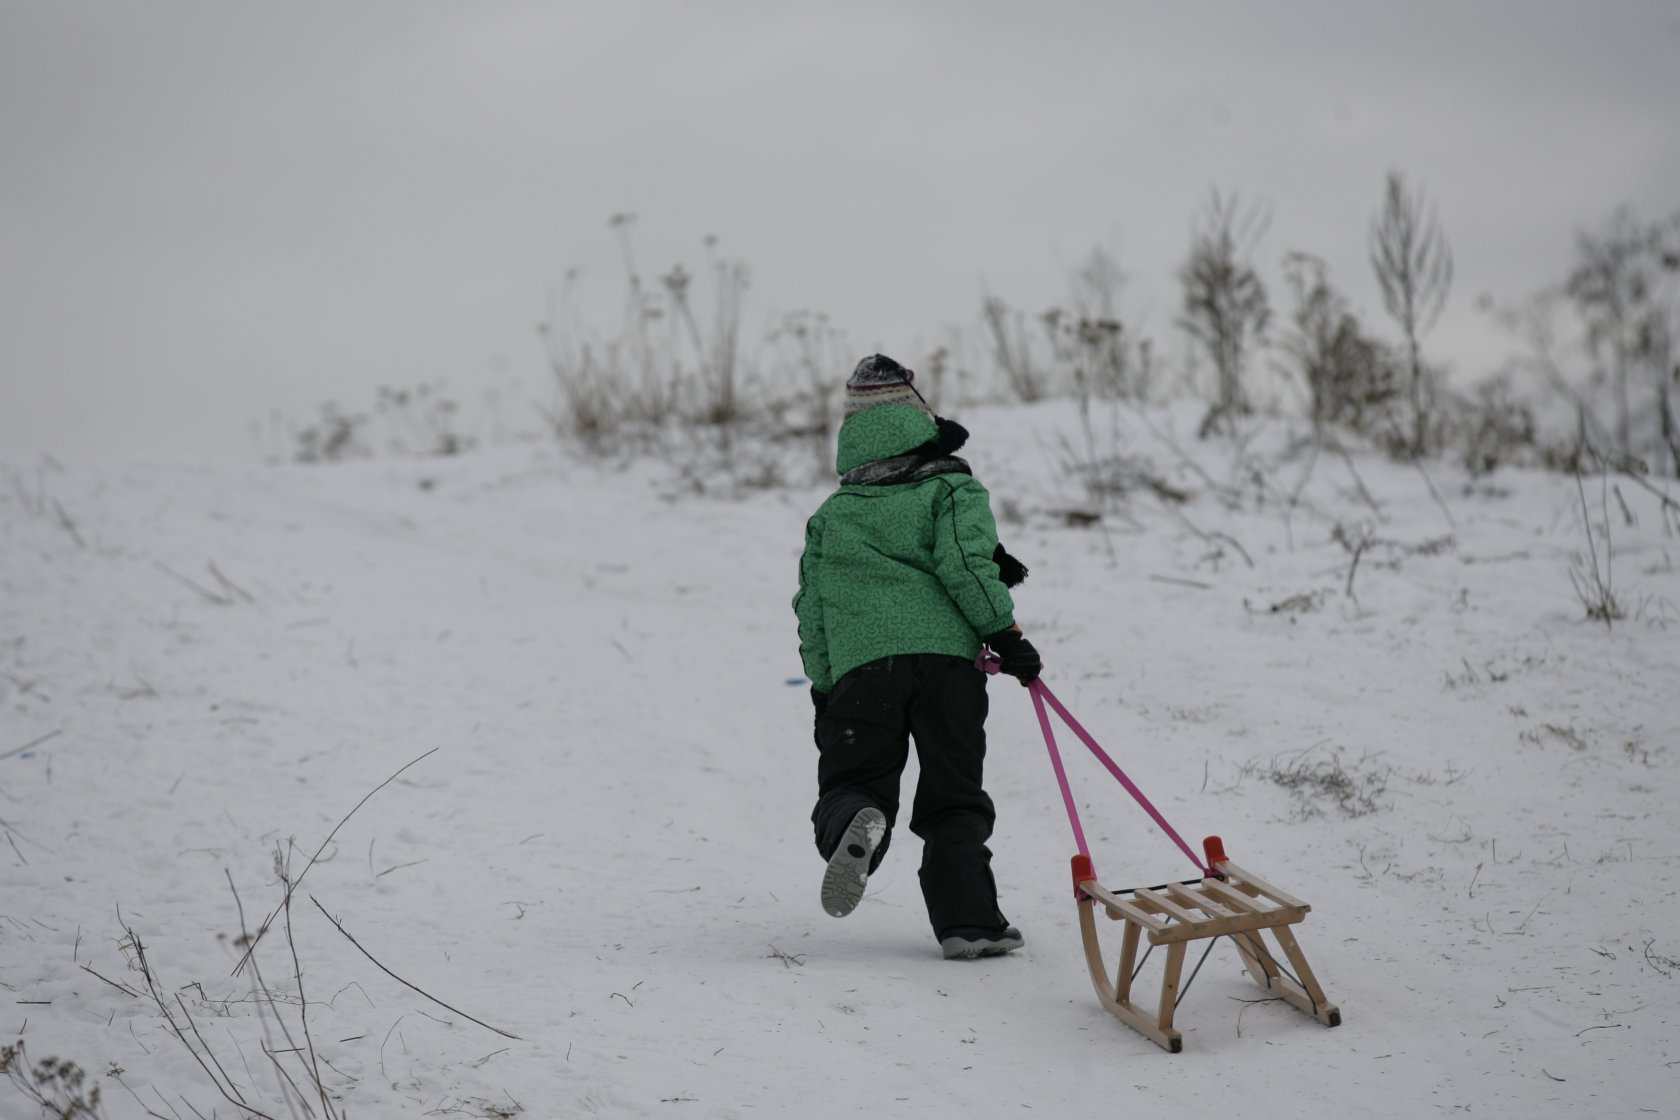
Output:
[1080, 880, 1171, 932]
[1219, 860, 1311, 911]
[1200, 877, 1271, 914]
[1133, 887, 1200, 926]
[1143, 904, 1306, 945]
[1165, 882, 1234, 919]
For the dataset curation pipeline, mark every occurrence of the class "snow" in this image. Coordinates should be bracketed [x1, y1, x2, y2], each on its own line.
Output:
[3, 401, 1677, 1118]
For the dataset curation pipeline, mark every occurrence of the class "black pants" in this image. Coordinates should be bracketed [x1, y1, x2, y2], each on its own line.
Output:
[811, 654, 1007, 937]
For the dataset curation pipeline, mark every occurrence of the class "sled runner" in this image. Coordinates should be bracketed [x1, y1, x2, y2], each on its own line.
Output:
[984, 655, 1343, 1052]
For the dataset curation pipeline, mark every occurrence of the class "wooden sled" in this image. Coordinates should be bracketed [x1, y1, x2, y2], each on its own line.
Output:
[1072, 837, 1341, 1052]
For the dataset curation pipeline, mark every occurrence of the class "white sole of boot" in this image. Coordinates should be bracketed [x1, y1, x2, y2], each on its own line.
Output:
[940, 930, 1025, 959]
[821, 807, 885, 918]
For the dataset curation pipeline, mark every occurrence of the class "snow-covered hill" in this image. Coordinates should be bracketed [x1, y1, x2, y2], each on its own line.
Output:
[3, 401, 1677, 1118]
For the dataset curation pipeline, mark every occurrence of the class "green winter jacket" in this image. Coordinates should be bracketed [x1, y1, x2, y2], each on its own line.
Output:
[793, 405, 1016, 693]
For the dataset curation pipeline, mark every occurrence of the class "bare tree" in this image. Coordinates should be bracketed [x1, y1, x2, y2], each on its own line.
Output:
[1370, 170, 1454, 457]
[1567, 209, 1643, 459]
[1067, 247, 1135, 399]
[1566, 209, 1680, 471]
[1482, 287, 1609, 465]
[664, 240, 751, 428]
[1179, 189, 1271, 437]
[981, 294, 1049, 402]
[1280, 252, 1395, 435]
[767, 309, 849, 478]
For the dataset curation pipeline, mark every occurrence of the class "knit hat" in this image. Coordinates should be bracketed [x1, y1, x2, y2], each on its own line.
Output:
[844, 354, 930, 417]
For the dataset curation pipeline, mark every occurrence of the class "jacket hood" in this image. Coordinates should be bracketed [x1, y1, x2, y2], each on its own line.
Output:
[835, 404, 940, 476]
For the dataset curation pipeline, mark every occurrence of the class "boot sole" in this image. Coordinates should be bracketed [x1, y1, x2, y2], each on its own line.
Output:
[940, 932, 1025, 960]
[821, 807, 885, 918]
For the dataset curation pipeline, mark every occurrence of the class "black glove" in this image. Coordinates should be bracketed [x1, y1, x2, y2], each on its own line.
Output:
[985, 628, 1042, 685]
[993, 543, 1029, 588]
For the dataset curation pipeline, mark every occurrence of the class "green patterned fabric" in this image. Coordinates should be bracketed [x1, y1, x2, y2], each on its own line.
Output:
[794, 405, 1016, 693]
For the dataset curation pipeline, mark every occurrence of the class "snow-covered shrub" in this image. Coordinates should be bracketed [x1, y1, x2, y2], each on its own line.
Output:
[293, 402, 369, 464]
[1452, 373, 1539, 477]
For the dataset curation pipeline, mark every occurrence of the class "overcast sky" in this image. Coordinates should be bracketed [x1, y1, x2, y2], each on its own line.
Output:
[3, 1, 1677, 459]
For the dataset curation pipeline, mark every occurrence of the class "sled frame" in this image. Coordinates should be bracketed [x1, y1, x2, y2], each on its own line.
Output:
[1074, 855, 1341, 1052]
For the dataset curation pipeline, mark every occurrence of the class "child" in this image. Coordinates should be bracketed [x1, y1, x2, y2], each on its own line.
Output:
[793, 354, 1041, 959]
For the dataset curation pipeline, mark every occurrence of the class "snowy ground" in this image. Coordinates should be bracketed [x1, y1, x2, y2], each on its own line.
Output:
[3, 401, 1678, 1119]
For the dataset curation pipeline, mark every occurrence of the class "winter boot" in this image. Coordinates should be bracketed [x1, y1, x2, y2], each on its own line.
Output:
[821, 807, 886, 918]
[939, 924, 1025, 960]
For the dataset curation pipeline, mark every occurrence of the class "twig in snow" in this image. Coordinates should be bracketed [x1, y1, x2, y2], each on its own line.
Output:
[1412, 460, 1456, 532]
[1612, 483, 1636, 528]
[1, 730, 61, 761]
[281, 868, 336, 1120]
[80, 964, 141, 999]
[156, 563, 237, 606]
[1335, 523, 1374, 600]
[328, 982, 375, 1009]
[1231, 995, 1284, 1037]
[1326, 436, 1386, 522]
[1129, 402, 1220, 491]
[108, 1072, 172, 1119]
[309, 896, 521, 1040]
[225, 870, 312, 1114]
[1161, 502, 1254, 569]
[469, 1048, 509, 1069]
[172, 995, 247, 1112]
[258, 1046, 315, 1117]
[127, 927, 278, 1120]
[233, 748, 438, 976]
[1642, 939, 1676, 978]
[50, 499, 86, 549]
[1570, 467, 1624, 627]
[1149, 574, 1212, 590]
[1600, 451, 1680, 513]
[207, 562, 257, 604]
[379, 1015, 406, 1079]
[1280, 436, 1325, 550]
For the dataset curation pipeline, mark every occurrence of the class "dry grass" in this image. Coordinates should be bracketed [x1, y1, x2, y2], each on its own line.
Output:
[1243, 747, 1391, 819]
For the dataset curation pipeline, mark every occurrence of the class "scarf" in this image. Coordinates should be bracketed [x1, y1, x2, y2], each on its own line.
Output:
[839, 453, 972, 487]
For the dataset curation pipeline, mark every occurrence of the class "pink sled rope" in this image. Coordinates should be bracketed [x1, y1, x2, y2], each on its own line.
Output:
[979, 653, 1210, 878]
